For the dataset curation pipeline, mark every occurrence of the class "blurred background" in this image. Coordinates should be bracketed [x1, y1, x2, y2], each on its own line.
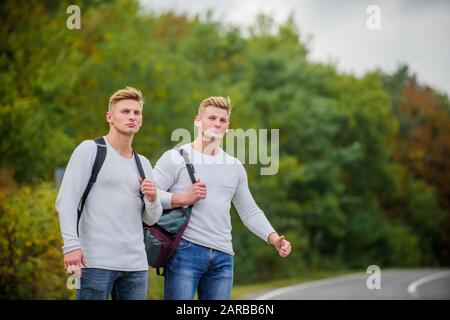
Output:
[0, 0, 449, 299]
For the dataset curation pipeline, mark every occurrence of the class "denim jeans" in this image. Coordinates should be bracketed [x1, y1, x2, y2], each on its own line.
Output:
[76, 268, 148, 300]
[164, 238, 234, 300]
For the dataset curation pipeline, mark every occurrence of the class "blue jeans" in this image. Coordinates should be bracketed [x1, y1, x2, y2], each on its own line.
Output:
[76, 268, 148, 300]
[164, 239, 234, 300]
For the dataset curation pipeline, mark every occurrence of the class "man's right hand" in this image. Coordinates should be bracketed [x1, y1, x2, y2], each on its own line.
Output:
[64, 248, 88, 276]
[184, 179, 207, 205]
[171, 179, 207, 207]
[171, 179, 206, 208]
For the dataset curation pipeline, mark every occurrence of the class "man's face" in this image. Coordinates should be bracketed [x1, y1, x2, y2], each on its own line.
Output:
[106, 99, 143, 136]
[195, 106, 230, 142]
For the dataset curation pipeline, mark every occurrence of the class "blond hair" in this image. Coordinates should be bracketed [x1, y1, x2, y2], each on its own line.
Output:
[198, 96, 232, 115]
[108, 86, 143, 111]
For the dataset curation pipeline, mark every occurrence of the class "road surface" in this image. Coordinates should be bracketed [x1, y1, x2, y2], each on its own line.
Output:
[249, 269, 450, 300]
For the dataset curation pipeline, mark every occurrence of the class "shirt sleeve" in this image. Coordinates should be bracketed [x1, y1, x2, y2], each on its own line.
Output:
[153, 149, 184, 210]
[232, 164, 275, 243]
[55, 140, 96, 254]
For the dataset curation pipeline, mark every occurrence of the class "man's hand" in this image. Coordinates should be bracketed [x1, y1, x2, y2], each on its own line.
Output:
[171, 179, 207, 208]
[183, 179, 207, 205]
[140, 179, 158, 202]
[64, 248, 88, 278]
[268, 233, 292, 257]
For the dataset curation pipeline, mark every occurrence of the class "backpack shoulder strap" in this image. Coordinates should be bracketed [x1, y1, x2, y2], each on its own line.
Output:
[133, 151, 146, 180]
[133, 151, 147, 217]
[77, 137, 107, 236]
[177, 148, 196, 184]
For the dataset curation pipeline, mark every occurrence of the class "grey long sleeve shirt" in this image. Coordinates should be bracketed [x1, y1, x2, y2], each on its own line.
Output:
[154, 144, 275, 255]
[55, 138, 162, 271]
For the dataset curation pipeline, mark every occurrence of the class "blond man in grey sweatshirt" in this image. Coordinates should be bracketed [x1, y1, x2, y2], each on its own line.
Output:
[56, 87, 162, 300]
[154, 96, 291, 300]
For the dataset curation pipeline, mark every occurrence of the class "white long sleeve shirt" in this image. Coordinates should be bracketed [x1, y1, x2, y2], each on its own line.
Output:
[154, 144, 275, 255]
[55, 138, 162, 271]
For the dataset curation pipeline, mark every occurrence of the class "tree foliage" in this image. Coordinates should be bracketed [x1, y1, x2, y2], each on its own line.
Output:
[1, 0, 448, 297]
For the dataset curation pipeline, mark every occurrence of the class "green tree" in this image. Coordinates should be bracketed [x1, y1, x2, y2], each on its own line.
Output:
[0, 183, 69, 299]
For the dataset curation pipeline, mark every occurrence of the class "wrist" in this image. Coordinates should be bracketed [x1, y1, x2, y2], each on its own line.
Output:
[181, 193, 192, 206]
[268, 232, 279, 245]
[172, 193, 189, 207]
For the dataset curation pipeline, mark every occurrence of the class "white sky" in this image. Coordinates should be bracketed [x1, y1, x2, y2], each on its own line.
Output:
[140, 0, 450, 96]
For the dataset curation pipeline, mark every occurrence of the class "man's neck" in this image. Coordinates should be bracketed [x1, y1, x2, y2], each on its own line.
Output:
[106, 129, 134, 158]
[192, 136, 221, 156]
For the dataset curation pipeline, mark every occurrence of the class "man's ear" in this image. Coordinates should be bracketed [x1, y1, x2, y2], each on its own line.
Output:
[194, 115, 201, 128]
[106, 111, 112, 124]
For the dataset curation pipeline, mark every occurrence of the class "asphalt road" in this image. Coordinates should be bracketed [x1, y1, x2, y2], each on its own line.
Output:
[250, 269, 450, 300]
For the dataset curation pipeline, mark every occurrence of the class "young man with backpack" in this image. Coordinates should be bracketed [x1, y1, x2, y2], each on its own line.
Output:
[153, 96, 292, 300]
[56, 87, 162, 300]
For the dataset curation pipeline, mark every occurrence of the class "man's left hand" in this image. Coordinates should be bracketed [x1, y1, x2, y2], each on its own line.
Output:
[140, 179, 157, 203]
[269, 233, 292, 257]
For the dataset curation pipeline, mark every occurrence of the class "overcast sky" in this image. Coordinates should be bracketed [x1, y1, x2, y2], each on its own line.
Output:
[140, 0, 450, 96]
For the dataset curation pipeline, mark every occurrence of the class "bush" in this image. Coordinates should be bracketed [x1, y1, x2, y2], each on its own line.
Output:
[0, 183, 70, 299]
